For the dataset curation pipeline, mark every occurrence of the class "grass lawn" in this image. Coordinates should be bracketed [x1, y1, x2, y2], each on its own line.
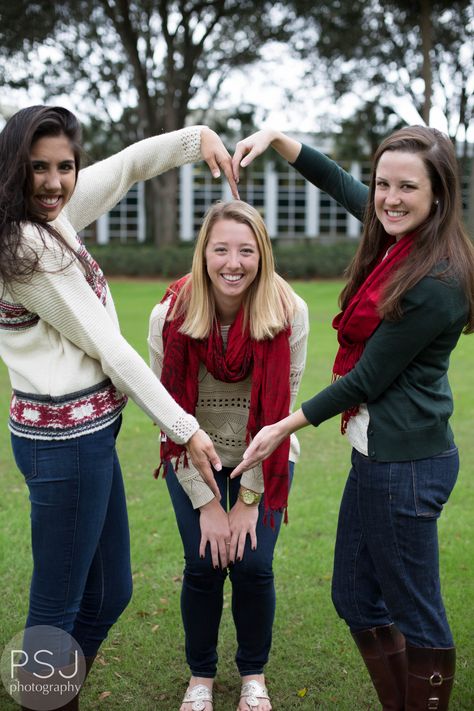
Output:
[0, 279, 473, 710]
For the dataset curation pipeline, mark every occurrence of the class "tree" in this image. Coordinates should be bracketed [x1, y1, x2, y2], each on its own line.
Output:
[0, 0, 300, 244]
[290, 0, 474, 227]
[291, 0, 473, 139]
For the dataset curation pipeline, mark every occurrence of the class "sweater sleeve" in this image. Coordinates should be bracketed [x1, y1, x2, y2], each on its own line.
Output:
[148, 299, 216, 508]
[292, 143, 368, 221]
[63, 126, 203, 232]
[301, 277, 464, 426]
[11, 238, 199, 444]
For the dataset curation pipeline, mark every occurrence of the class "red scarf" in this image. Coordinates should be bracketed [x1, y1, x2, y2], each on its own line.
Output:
[157, 275, 292, 519]
[332, 232, 416, 432]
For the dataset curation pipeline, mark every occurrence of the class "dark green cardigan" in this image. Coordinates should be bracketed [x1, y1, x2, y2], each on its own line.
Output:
[292, 143, 469, 461]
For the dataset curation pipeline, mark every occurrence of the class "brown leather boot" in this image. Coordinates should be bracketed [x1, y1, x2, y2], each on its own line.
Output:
[352, 623, 407, 710]
[405, 646, 455, 710]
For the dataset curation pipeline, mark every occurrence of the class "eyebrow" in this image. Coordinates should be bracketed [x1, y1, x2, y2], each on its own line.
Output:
[30, 159, 75, 165]
[211, 241, 256, 247]
[376, 175, 420, 184]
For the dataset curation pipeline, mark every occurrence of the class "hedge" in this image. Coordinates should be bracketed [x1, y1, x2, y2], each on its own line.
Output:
[89, 240, 358, 279]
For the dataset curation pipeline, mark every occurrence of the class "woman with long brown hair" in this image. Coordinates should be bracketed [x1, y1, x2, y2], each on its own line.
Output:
[231, 125, 474, 710]
[0, 104, 237, 710]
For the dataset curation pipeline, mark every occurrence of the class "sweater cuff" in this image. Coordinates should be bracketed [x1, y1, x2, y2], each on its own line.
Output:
[174, 461, 215, 509]
[241, 465, 264, 493]
[168, 414, 200, 445]
[180, 125, 203, 164]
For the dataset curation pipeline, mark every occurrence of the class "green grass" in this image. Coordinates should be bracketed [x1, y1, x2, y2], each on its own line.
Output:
[1, 279, 473, 710]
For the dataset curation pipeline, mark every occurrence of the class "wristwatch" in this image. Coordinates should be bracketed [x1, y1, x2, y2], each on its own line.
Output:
[238, 487, 262, 506]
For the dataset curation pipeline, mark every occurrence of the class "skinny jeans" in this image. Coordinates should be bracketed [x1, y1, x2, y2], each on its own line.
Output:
[11, 416, 132, 657]
[166, 463, 293, 678]
[331, 446, 459, 648]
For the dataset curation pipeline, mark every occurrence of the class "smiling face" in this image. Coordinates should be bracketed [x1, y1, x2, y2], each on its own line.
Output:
[29, 134, 77, 221]
[204, 218, 260, 321]
[374, 150, 434, 240]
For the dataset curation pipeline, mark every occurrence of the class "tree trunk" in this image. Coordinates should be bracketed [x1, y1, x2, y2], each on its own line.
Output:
[150, 170, 180, 246]
[419, 0, 433, 125]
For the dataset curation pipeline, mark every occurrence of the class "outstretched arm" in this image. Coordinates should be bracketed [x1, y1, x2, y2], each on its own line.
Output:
[231, 409, 310, 477]
[232, 128, 368, 220]
[66, 126, 238, 232]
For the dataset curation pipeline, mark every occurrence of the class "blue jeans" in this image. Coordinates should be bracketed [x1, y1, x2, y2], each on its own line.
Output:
[11, 417, 132, 656]
[331, 447, 459, 648]
[166, 463, 294, 678]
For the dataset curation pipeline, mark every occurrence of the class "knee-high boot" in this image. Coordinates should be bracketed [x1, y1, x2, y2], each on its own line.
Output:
[351, 623, 407, 710]
[405, 646, 455, 711]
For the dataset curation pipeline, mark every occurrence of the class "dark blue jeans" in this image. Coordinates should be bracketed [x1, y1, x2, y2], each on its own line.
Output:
[332, 447, 459, 648]
[166, 463, 293, 678]
[11, 417, 132, 656]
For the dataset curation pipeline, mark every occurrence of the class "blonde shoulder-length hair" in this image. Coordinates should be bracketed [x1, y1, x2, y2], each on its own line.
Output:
[169, 200, 296, 340]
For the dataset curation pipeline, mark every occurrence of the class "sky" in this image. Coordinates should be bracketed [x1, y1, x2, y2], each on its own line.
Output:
[1, 35, 471, 143]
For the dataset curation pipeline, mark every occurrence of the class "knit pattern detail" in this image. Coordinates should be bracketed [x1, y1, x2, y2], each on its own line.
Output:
[169, 414, 200, 444]
[148, 293, 309, 508]
[9, 379, 127, 440]
[77, 242, 108, 305]
[0, 299, 39, 331]
[181, 127, 202, 163]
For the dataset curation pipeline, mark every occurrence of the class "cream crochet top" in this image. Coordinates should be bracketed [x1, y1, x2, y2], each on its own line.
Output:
[148, 293, 309, 508]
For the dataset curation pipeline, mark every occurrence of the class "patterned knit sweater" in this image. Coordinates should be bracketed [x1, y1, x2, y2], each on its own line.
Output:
[148, 294, 309, 508]
[0, 126, 204, 444]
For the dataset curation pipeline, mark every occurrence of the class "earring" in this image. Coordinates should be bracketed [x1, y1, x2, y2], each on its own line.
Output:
[434, 199, 439, 206]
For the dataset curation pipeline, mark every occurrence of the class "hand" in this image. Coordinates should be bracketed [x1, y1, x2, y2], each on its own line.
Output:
[186, 429, 222, 501]
[232, 129, 277, 182]
[231, 409, 310, 478]
[231, 423, 285, 478]
[199, 498, 232, 568]
[228, 498, 258, 563]
[200, 126, 240, 199]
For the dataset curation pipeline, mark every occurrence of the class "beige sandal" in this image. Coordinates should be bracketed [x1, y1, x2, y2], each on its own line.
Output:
[182, 683, 213, 710]
[240, 680, 270, 708]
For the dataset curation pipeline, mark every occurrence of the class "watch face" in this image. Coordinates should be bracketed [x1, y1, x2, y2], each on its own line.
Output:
[241, 489, 260, 505]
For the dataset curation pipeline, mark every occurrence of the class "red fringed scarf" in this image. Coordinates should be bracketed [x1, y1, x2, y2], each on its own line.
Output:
[157, 275, 292, 518]
[332, 231, 416, 432]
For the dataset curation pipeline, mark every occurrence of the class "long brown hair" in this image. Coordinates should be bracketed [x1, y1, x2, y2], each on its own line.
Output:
[0, 105, 88, 285]
[340, 125, 474, 333]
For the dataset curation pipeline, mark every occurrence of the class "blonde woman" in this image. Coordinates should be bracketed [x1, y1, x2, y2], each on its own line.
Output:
[148, 201, 309, 711]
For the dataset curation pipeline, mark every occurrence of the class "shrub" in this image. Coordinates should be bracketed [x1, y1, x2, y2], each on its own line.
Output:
[89, 239, 358, 279]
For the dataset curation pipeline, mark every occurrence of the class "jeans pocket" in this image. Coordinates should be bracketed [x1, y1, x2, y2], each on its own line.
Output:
[411, 447, 459, 518]
[11, 435, 37, 481]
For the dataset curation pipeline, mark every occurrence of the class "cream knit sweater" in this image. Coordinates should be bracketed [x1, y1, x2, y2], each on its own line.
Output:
[148, 293, 309, 508]
[0, 126, 204, 444]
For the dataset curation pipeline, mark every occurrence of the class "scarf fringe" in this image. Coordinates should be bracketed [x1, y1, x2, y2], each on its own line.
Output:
[153, 451, 189, 480]
[263, 505, 289, 529]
